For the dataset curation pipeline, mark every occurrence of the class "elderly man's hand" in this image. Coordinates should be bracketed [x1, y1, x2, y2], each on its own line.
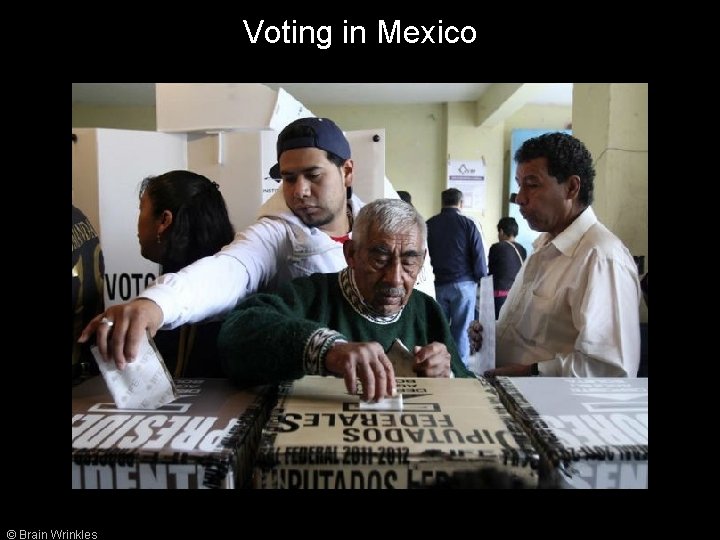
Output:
[413, 342, 451, 377]
[468, 320, 483, 354]
[78, 298, 164, 371]
[484, 363, 533, 377]
[325, 342, 397, 402]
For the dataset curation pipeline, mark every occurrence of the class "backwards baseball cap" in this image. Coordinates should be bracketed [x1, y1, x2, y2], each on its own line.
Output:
[269, 117, 351, 181]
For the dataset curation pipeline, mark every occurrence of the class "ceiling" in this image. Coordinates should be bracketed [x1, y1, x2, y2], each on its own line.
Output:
[72, 83, 573, 107]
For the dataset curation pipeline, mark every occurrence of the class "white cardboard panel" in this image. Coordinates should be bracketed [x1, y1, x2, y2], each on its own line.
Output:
[187, 131, 276, 233]
[156, 83, 279, 133]
[157, 83, 317, 134]
[72, 128, 187, 307]
[345, 129, 386, 204]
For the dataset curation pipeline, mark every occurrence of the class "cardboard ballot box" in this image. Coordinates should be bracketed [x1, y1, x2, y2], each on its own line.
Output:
[253, 376, 538, 489]
[493, 377, 648, 489]
[72, 377, 276, 489]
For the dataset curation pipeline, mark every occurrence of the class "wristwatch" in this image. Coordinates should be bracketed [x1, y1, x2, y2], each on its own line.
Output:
[530, 363, 540, 376]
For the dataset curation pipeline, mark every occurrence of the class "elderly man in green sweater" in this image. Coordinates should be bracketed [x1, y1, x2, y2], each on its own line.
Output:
[218, 199, 473, 402]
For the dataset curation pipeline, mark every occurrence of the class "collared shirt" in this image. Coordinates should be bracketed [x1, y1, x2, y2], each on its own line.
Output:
[496, 207, 640, 377]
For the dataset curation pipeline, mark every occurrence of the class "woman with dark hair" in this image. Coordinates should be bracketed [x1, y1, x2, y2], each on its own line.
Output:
[138, 170, 235, 377]
[488, 217, 527, 319]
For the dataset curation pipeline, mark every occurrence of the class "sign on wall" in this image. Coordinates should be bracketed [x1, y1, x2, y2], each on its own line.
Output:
[447, 159, 486, 212]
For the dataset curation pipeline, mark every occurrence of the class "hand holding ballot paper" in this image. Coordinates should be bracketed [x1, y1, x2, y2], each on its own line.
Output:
[91, 331, 177, 410]
[386, 338, 453, 378]
[386, 339, 416, 377]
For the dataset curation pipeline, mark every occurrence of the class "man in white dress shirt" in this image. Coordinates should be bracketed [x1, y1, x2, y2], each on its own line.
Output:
[478, 132, 640, 377]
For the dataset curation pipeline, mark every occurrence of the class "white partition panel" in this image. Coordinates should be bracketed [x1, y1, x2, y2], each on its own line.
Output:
[187, 130, 276, 233]
[345, 129, 386, 203]
[72, 128, 187, 307]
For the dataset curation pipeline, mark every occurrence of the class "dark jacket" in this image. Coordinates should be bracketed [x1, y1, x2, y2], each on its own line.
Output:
[426, 208, 487, 285]
[488, 240, 527, 291]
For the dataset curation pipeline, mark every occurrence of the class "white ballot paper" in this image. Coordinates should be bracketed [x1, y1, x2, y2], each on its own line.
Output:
[467, 275, 496, 376]
[91, 331, 177, 409]
[386, 338, 416, 377]
[358, 394, 404, 411]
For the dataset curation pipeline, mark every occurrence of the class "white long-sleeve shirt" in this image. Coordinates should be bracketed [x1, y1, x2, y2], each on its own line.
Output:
[496, 207, 640, 377]
[140, 190, 361, 328]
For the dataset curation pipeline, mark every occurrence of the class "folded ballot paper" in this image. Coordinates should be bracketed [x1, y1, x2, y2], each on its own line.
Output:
[358, 393, 403, 411]
[91, 331, 177, 409]
[386, 338, 416, 377]
[350, 339, 413, 411]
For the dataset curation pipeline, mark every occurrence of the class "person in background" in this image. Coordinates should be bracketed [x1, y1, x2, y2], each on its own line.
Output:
[82, 117, 434, 370]
[218, 199, 473, 402]
[488, 217, 527, 319]
[426, 188, 487, 367]
[136, 170, 235, 377]
[472, 132, 640, 378]
[72, 204, 105, 385]
[397, 190, 412, 205]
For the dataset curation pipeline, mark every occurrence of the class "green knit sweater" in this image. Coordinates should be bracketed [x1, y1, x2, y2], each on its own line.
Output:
[218, 268, 473, 386]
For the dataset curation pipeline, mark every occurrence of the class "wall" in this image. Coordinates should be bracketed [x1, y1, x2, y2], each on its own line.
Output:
[72, 105, 157, 131]
[310, 103, 445, 221]
[573, 84, 648, 265]
[503, 104, 572, 151]
[445, 102, 504, 248]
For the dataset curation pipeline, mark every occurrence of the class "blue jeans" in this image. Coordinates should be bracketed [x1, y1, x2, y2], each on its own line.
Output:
[435, 280, 477, 366]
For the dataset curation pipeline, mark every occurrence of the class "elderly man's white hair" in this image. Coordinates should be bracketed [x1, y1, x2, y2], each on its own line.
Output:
[353, 198, 426, 246]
